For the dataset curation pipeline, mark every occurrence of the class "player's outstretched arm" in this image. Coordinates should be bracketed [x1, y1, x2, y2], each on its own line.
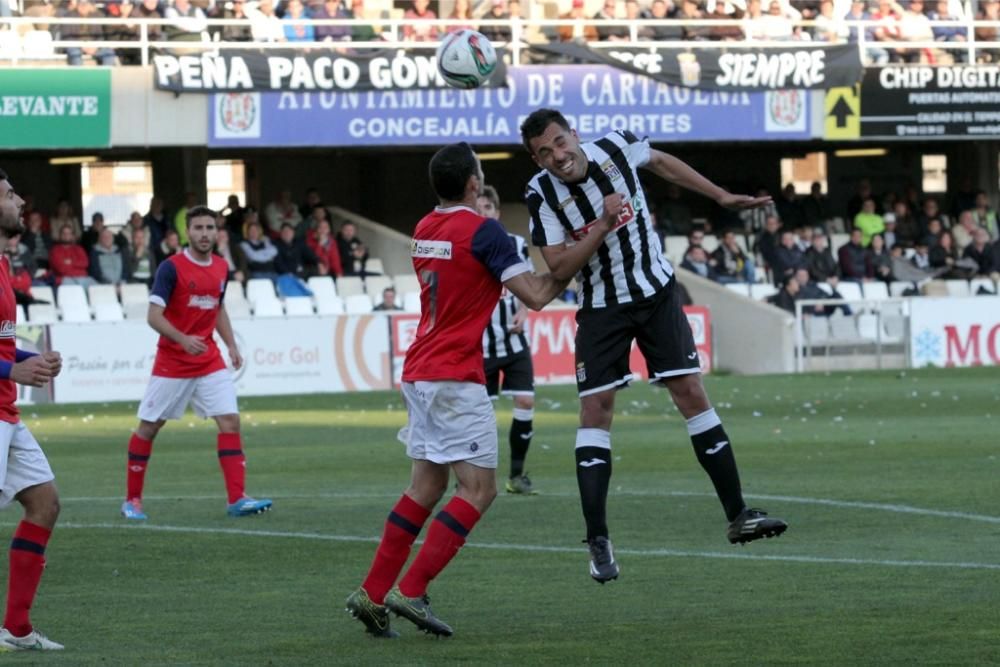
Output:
[643, 149, 773, 211]
[215, 305, 243, 370]
[538, 193, 626, 281]
[503, 271, 570, 312]
[148, 303, 208, 355]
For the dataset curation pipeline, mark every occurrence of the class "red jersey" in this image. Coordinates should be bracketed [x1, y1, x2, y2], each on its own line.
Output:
[149, 250, 229, 378]
[402, 206, 529, 384]
[0, 258, 19, 423]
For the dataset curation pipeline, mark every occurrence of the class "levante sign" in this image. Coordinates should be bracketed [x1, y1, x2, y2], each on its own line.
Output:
[153, 48, 507, 93]
[0, 70, 110, 148]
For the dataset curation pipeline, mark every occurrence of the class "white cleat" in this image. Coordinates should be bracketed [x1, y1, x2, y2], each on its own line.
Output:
[0, 627, 64, 651]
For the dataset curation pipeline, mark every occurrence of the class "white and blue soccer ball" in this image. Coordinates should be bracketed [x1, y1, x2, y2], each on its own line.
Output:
[435, 29, 498, 89]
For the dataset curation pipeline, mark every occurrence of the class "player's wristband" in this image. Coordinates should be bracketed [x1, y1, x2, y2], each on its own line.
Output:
[0, 360, 11, 380]
[15, 349, 38, 363]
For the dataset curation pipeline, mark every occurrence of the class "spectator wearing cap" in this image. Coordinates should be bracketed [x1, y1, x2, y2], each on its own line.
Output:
[559, 0, 599, 41]
[479, 0, 512, 42]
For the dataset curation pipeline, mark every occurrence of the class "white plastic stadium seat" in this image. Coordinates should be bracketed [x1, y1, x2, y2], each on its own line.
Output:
[857, 313, 881, 341]
[224, 298, 252, 319]
[15, 305, 26, 324]
[944, 280, 970, 297]
[21, 30, 56, 58]
[403, 291, 421, 313]
[830, 233, 850, 255]
[805, 316, 830, 343]
[123, 302, 149, 320]
[733, 235, 750, 255]
[969, 278, 997, 295]
[253, 299, 284, 318]
[61, 303, 92, 323]
[284, 296, 315, 317]
[121, 283, 150, 305]
[663, 235, 687, 266]
[724, 283, 750, 297]
[364, 275, 394, 299]
[56, 284, 88, 311]
[393, 274, 420, 297]
[316, 295, 345, 315]
[344, 294, 373, 314]
[336, 276, 365, 297]
[835, 281, 863, 303]
[245, 278, 277, 305]
[307, 275, 338, 300]
[889, 281, 913, 297]
[862, 281, 889, 302]
[88, 284, 119, 308]
[750, 284, 778, 301]
[829, 311, 860, 342]
[31, 286, 55, 306]
[364, 257, 385, 275]
[28, 304, 57, 325]
[701, 234, 719, 254]
[0, 32, 21, 59]
[94, 302, 124, 322]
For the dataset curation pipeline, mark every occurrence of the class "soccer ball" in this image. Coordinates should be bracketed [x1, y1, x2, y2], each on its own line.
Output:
[435, 29, 498, 89]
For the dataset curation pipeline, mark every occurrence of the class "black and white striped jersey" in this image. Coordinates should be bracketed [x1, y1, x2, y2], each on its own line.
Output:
[525, 129, 673, 310]
[482, 233, 532, 360]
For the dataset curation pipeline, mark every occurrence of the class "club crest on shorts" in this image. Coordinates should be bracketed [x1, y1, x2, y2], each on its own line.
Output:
[470, 441, 479, 452]
[576, 362, 586, 383]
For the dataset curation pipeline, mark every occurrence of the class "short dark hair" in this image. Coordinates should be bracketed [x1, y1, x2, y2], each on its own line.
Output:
[0, 168, 7, 182]
[520, 108, 571, 154]
[428, 142, 478, 201]
[186, 205, 217, 227]
[479, 184, 500, 212]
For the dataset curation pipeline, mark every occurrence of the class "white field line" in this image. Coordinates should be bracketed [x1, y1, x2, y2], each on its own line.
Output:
[34, 521, 1000, 572]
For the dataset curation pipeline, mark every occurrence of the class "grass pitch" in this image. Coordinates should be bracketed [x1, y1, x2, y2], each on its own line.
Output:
[1, 367, 998, 665]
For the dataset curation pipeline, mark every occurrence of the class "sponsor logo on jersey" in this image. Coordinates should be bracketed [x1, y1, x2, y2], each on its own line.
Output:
[0, 320, 15, 339]
[411, 239, 453, 260]
[568, 194, 643, 242]
[188, 294, 220, 310]
[601, 159, 623, 183]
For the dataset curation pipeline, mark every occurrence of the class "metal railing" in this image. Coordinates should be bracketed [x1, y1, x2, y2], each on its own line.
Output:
[793, 297, 910, 373]
[2, 15, 1000, 67]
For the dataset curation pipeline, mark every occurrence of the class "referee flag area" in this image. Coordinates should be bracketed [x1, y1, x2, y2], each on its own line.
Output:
[2, 367, 997, 664]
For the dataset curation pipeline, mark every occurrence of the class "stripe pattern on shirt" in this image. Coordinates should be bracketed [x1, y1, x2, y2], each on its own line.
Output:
[483, 233, 532, 360]
[525, 129, 672, 310]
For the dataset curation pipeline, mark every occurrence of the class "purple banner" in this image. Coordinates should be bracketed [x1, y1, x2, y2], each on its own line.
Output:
[209, 64, 812, 147]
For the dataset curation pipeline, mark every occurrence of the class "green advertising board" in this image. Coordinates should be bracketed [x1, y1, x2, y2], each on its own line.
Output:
[0, 69, 111, 148]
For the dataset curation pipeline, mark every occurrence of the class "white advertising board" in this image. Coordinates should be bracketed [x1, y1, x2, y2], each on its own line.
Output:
[909, 296, 1000, 367]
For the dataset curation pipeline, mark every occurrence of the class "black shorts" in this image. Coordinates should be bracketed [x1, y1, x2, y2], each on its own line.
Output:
[574, 279, 700, 396]
[484, 349, 535, 399]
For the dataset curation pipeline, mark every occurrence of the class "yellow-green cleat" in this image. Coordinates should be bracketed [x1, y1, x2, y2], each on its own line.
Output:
[345, 588, 399, 638]
[505, 474, 538, 495]
[384, 587, 453, 637]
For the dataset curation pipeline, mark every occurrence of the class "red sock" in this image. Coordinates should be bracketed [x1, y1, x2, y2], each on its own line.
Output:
[4, 521, 51, 638]
[217, 433, 246, 504]
[361, 494, 432, 605]
[126, 433, 153, 501]
[398, 496, 481, 599]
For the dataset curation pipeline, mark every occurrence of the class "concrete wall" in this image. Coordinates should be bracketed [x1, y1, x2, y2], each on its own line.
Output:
[678, 268, 796, 375]
[110, 67, 208, 146]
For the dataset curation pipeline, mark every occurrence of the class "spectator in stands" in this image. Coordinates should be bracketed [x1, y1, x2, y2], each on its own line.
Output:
[116, 211, 148, 253]
[951, 209, 977, 250]
[881, 216, 899, 249]
[793, 268, 847, 317]
[107, 0, 147, 65]
[144, 196, 171, 248]
[754, 214, 782, 275]
[307, 218, 343, 277]
[81, 212, 106, 253]
[976, 0, 1000, 63]
[887, 200, 916, 246]
[846, 178, 874, 222]
[775, 183, 804, 228]
[930, 230, 978, 278]
[282, 0, 314, 41]
[5, 235, 41, 306]
[479, 0, 512, 42]
[686, 228, 706, 251]
[313, 0, 351, 41]
[90, 228, 129, 285]
[759, 0, 798, 41]
[49, 199, 81, 242]
[349, 0, 379, 41]
[767, 277, 799, 314]
[805, 232, 839, 282]
[845, 0, 888, 63]
[911, 239, 931, 270]
[712, 230, 755, 283]
[0, 0, 10, 17]
[867, 233, 893, 282]
[622, 0, 645, 40]
[559, 0, 599, 42]
[274, 223, 320, 278]
[972, 191, 998, 238]
[127, 227, 156, 286]
[838, 228, 869, 281]
[871, 0, 902, 58]
[801, 181, 831, 229]
[918, 197, 949, 236]
[794, 225, 813, 253]
[896, 0, 934, 63]
[336, 221, 366, 272]
[264, 189, 304, 236]
[593, 0, 628, 40]
[298, 188, 324, 221]
[156, 228, 182, 263]
[134, 0, 164, 41]
[300, 204, 332, 243]
[63, 0, 117, 66]
[344, 242, 373, 276]
[640, 0, 683, 40]
[853, 198, 885, 246]
[813, 0, 848, 41]
[50, 223, 94, 287]
[22, 211, 49, 271]
[929, 0, 964, 50]
[213, 227, 247, 283]
[373, 286, 402, 311]
[708, 0, 744, 41]
[213, 0, 254, 41]
[680, 246, 719, 281]
[740, 186, 778, 233]
[448, 0, 476, 31]
[403, 0, 440, 41]
[164, 0, 210, 41]
[962, 228, 994, 276]
[241, 221, 279, 280]
[246, 0, 286, 42]
[923, 217, 943, 247]
[772, 230, 804, 285]
[679, 0, 710, 40]
[220, 195, 247, 239]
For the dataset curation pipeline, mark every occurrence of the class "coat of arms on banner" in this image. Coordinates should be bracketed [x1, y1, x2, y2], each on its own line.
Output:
[765, 90, 806, 132]
[215, 93, 260, 139]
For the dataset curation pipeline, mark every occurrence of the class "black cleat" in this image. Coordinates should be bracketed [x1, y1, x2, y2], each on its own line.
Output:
[384, 587, 453, 637]
[345, 588, 399, 638]
[727, 507, 788, 545]
[587, 536, 620, 584]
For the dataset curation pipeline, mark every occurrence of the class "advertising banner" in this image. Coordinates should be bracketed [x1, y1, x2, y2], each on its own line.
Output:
[860, 65, 1000, 139]
[0, 69, 111, 148]
[209, 64, 812, 147]
[531, 42, 862, 91]
[909, 296, 1000, 367]
[390, 305, 712, 387]
[153, 48, 507, 93]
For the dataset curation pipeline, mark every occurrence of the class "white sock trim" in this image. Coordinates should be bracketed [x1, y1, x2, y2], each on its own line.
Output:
[575, 428, 611, 450]
[686, 408, 721, 436]
[512, 408, 534, 422]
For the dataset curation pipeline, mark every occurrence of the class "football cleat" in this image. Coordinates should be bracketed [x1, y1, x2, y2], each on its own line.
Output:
[227, 497, 273, 517]
[587, 536, 619, 584]
[345, 588, 399, 638]
[384, 587, 453, 637]
[120, 499, 148, 521]
[727, 507, 788, 545]
[505, 473, 538, 495]
[0, 628, 64, 651]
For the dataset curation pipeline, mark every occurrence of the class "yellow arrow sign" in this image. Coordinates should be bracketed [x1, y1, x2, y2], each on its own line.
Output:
[824, 85, 860, 140]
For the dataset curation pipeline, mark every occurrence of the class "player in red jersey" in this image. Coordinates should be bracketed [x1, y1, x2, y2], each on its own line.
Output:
[0, 169, 65, 651]
[121, 206, 272, 520]
[346, 143, 623, 638]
